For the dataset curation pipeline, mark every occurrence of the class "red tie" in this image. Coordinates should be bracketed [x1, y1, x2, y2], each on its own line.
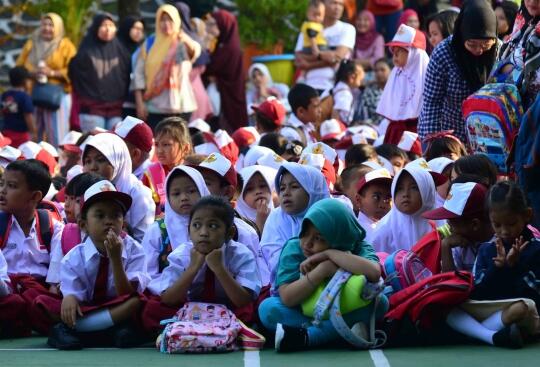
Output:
[93, 255, 109, 304]
[201, 267, 216, 303]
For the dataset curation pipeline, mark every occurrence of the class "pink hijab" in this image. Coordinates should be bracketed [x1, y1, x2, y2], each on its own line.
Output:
[398, 9, 419, 28]
[355, 10, 379, 51]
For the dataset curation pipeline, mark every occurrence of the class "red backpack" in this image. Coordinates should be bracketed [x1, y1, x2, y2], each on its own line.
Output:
[411, 229, 441, 275]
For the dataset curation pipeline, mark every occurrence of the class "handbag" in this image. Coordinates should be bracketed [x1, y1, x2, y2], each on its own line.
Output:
[32, 83, 63, 110]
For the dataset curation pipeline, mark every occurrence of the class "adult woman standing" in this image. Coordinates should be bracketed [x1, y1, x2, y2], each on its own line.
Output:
[205, 10, 248, 132]
[133, 4, 201, 130]
[16, 13, 76, 146]
[418, 0, 497, 144]
[69, 13, 131, 132]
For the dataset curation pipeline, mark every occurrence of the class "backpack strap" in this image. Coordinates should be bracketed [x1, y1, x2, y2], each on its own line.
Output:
[0, 212, 13, 250]
[157, 218, 172, 273]
[36, 209, 53, 253]
[147, 163, 167, 213]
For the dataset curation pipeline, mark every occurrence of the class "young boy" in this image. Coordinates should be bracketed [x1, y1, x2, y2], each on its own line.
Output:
[300, 0, 328, 55]
[339, 164, 373, 213]
[356, 168, 393, 239]
[252, 98, 287, 136]
[114, 116, 154, 180]
[281, 83, 321, 146]
[1, 66, 36, 147]
[0, 159, 64, 334]
[375, 143, 408, 175]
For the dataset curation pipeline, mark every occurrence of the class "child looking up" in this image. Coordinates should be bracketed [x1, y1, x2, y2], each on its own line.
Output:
[369, 164, 436, 252]
[143, 117, 192, 215]
[259, 198, 387, 352]
[37, 180, 148, 350]
[376, 24, 429, 145]
[356, 168, 393, 239]
[82, 133, 155, 242]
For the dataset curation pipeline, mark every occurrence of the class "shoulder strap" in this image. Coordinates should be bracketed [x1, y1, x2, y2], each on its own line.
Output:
[36, 209, 53, 253]
[147, 163, 167, 209]
[0, 212, 12, 250]
[157, 218, 172, 273]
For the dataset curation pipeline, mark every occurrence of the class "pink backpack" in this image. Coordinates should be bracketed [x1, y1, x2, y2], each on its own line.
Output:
[383, 249, 433, 295]
[61, 223, 82, 255]
[157, 302, 265, 354]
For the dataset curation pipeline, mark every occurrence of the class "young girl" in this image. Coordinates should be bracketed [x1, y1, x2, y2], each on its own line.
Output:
[34, 180, 148, 350]
[236, 165, 277, 233]
[369, 164, 436, 253]
[82, 132, 155, 242]
[158, 196, 262, 323]
[329, 60, 365, 125]
[427, 10, 459, 49]
[424, 131, 467, 161]
[376, 24, 429, 146]
[451, 154, 498, 187]
[446, 181, 540, 348]
[260, 162, 330, 284]
[258, 198, 387, 352]
[143, 117, 192, 216]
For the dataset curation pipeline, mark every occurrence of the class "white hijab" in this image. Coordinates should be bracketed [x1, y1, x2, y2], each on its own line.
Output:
[236, 165, 277, 223]
[376, 47, 429, 121]
[164, 165, 211, 248]
[368, 165, 436, 253]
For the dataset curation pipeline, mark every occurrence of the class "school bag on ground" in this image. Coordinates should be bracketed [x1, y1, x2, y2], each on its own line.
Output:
[382, 249, 433, 296]
[157, 302, 265, 354]
[462, 83, 523, 173]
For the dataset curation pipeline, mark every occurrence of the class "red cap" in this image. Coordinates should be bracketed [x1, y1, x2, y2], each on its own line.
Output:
[356, 168, 393, 193]
[232, 127, 260, 149]
[195, 152, 238, 188]
[251, 98, 286, 126]
[320, 119, 346, 142]
[386, 24, 426, 50]
[114, 116, 154, 153]
[397, 131, 422, 156]
[423, 182, 488, 220]
[19, 141, 56, 175]
[0, 133, 12, 148]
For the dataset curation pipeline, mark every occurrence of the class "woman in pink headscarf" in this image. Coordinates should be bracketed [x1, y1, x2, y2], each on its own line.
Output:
[354, 10, 385, 68]
[398, 9, 420, 29]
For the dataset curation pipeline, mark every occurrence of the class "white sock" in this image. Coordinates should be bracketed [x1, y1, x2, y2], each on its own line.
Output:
[446, 308, 495, 345]
[481, 311, 505, 331]
[75, 309, 114, 332]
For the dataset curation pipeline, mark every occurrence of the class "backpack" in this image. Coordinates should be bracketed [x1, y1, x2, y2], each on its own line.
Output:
[383, 249, 433, 295]
[145, 163, 166, 216]
[0, 209, 54, 252]
[411, 228, 441, 275]
[156, 302, 265, 354]
[156, 218, 173, 273]
[513, 92, 540, 190]
[319, 87, 349, 124]
[462, 83, 524, 173]
[60, 223, 82, 255]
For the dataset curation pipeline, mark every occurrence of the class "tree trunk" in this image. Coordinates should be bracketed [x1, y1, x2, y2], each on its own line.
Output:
[118, 0, 140, 20]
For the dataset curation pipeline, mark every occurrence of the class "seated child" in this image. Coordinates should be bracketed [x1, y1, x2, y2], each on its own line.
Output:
[444, 181, 540, 348]
[82, 133, 155, 242]
[300, 0, 327, 55]
[281, 84, 320, 146]
[252, 98, 287, 135]
[237, 165, 277, 233]
[375, 144, 408, 175]
[259, 198, 387, 352]
[142, 117, 192, 215]
[369, 164, 436, 252]
[337, 164, 373, 214]
[451, 154, 498, 187]
[58, 131, 82, 178]
[329, 60, 365, 125]
[356, 168, 393, 239]
[424, 131, 467, 162]
[0, 159, 64, 334]
[114, 116, 154, 180]
[428, 157, 454, 210]
[0, 250, 28, 337]
[260, 162, 330, 285]
[35, 180, 148, 350]
[345, 143, 379, 167]
[157, 196, 262, 324]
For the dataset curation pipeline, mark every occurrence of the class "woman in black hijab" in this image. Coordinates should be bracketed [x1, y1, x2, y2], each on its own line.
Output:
[68, 13, 131, 132]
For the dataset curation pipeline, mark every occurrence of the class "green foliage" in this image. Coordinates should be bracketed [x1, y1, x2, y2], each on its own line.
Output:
[236, 0, 307, 52]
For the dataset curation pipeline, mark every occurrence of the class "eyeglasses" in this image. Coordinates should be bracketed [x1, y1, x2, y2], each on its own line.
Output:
[465, 39, 495, 52]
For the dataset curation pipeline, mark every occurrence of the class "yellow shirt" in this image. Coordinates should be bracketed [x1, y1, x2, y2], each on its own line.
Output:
[301, 21, 327, 49]
[16, 37, 77, 93]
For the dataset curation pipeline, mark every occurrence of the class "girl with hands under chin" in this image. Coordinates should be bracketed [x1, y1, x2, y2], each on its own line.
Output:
[259, 198, 388, 353]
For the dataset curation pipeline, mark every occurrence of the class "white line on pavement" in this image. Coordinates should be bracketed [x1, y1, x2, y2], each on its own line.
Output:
[369, 349, 391, 367]
[244, 350, 261, 367]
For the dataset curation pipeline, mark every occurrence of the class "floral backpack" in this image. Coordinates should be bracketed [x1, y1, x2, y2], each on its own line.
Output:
[156, 302, 265, 354]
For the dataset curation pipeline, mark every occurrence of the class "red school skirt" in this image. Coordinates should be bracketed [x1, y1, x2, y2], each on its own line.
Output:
[140, 293, 179, 334]
[0, 293, 31, 337]
[383, 119, 418, 145]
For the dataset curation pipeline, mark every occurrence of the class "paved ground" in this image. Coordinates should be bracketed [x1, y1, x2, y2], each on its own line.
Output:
[1, 337, 539, 367]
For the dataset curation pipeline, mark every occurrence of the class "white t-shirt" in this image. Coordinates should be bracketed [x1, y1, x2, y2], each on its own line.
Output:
[295, 20, 356, 90]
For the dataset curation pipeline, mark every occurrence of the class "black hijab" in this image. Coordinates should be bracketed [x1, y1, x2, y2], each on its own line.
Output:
[118, 15, 145, 54]
[68, 13, 131, 102]
[451, 0, 497, 91]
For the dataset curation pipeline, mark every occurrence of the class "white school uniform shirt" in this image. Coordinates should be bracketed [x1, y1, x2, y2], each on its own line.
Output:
[295, 20, 356, 90]
[0, 250, 10, 285]
[357, 211, 378, 241]
[133, 159, 152, 180]
[234, 216, 270, 286]
[2, 214, 63, 280]
[280, 114, 317, 145]
[60, 235, 149, 303]
[322, 81, 354, 125]
[156, 240, 262, 302]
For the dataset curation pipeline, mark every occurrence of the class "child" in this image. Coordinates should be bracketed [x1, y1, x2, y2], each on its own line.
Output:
[444, 182, 540, 348]
[376, 25, 429, 145]
[345, 143, 379, 167]
[281, 84, 320, 146]
[252, 98, 287, 136]
[64, 173, 105, 224]
[258, 198, 387, 352]
[0, 159, 64, 333]
[353, 58, 391, 126]
[0, 244, 28, 337]
[328, 60, 365, 125]
[375, 143, 408, 174]
[82, 133, 155, 242]
[424, 131, 467, 161]
[428, 157, 454, 210]
[1, 66, 36, 147]
[338, 164, 373, 213]
[36, 180, 148, 349]
[237, 165, 277, 233]
[356, 168, 393, 239]
[142, 117, 192, 215]
[58, 131, 83, 178]
[260, 162, 330, 285]
[157, 196, 262, 324]
[114, 116, 154, 180]
[299, 0, 327, 56]
[369, 164, 436, 252]
[452, 154, 498, 187]
[427, 10, 459, 49]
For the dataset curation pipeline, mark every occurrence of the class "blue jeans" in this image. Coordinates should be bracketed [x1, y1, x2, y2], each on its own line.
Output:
[79, 114, 122, 132]
[376, 11, 403, 42]
[258, 296, 389, 347]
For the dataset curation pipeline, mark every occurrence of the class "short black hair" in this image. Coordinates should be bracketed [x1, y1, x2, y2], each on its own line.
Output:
[335, 59, 363, 84]
[488, 181, 529, 214]
[309, 0, 324, 8]
[424, 136, 467, 161]
[6, 159, 51, 199]
[288, 83, 319, 116]
[9, 66, 30, 87]
[255, 111, 280, 133]
[427, 10, 459, 39]
[453, 155, 497, 188]
[65, 172, 104, 197]
[259, 133, 288, 155]
[375, 144, 408, 161]
[345, 144, 377, 167]
[189, 195, 235, 231]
